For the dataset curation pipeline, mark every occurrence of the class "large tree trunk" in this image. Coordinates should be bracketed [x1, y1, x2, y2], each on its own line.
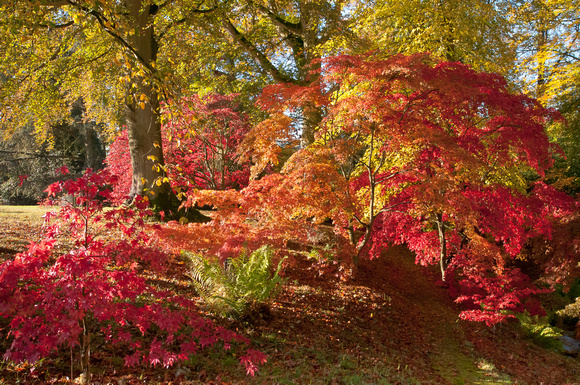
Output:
[125, 83, 170, 202]
[124, 0, 165, 199]
[123, 0, 208, 221]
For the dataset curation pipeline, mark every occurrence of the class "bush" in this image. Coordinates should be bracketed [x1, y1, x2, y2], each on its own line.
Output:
[187, 246, 286, 319]
[0, 169, 266, 381]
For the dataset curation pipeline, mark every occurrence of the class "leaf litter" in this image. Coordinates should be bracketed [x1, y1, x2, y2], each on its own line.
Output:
[1, 207, 580, 384]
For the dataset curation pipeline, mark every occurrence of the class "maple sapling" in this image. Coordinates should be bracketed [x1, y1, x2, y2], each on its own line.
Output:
[0, 169, 266, 383]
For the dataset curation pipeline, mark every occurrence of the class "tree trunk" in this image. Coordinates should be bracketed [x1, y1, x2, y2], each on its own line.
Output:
[82, 125, 102, 170]
[124, 0, 165, 199]
[125, 82, 168, 202]
[436, 212, 447, 282]
[79, 318, 91, 384]
[123, 0, 208, 221]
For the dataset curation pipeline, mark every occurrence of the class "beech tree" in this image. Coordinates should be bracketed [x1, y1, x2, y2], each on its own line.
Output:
[512, 0, 580, 194]
[0, 0, 219, 215]
[190, 52, 579, 324]
[352, 0, 517, 76]
[180, 0, 357, 146]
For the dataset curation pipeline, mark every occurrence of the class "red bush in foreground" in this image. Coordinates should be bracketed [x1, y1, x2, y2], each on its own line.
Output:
[0, 169, 265, 381]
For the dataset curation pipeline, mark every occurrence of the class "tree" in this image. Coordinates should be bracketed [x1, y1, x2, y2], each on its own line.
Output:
[512, 0, 580, 194]
[352, 0, 517, 77]
[106, 93, 252, 204]
[0, 169, 266, 383]
[0, 0, 219, 214]
[183, 0, 356, 146]
[0, 101, 105, 204]
[163, 94, 252, 192]
[196, 52, 578, 324]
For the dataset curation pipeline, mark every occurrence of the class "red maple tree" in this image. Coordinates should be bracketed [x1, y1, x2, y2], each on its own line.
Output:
[105, 93, 251, 204]
[180, 53, 579, 325]
[0, 170, 265, 382]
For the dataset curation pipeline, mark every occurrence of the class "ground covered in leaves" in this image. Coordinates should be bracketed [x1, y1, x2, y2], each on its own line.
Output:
[1, 206, 580, 384]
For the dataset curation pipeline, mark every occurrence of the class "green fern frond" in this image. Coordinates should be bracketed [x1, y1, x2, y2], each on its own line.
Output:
[183, 246, 287, 319]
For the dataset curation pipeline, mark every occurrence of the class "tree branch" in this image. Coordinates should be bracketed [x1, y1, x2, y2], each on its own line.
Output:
[38, 20, 75, 29]
[257, 5, 303, 36]
[158, 2, 221, 40]
[65, 0, 156, 75]
[38, 0, 70, 6]
[223, 18, 295, 84]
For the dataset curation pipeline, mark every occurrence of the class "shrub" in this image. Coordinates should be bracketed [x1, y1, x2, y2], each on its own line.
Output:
[0, 169, 266, 382]
[187, 246, 286, 319]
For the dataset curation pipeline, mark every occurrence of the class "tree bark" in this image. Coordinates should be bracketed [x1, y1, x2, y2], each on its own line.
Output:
[223, 1, 323, 147]
[436, 212, 448, 282]
[124, 0, 164, 198]
[80, 318, 91, 384]
[122, 0, 208, 221]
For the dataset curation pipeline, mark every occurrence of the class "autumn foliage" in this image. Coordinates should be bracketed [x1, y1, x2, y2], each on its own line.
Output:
[0, 169, 266, 378]
[105, 94, 251, 204]
[173, 53, 580, 325]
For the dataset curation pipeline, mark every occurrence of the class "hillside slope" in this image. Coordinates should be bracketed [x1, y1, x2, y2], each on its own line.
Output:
[1, 207, 579, 384]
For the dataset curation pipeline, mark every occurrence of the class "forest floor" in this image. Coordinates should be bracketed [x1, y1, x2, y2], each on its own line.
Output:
[1, 205, 580, 384]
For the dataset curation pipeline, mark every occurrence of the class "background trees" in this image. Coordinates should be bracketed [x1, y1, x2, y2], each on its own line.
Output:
[2, 0, 577, 204]
[513, 0, 580, 194]
[0, 0, 226, 212]
[0, 102, 105, 204]
[353, 0, 517, 76]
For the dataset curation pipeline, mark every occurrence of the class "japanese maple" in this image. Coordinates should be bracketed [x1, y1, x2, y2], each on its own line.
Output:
[190, 52, 579, 325]
[163, 94, 251, 192]
[105, 94, 251, 204]
[0, 169, 265, 382]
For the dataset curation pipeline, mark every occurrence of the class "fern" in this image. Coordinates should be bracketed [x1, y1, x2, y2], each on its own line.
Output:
[185, 246, 286, 319]
[516, 311, 564, 352]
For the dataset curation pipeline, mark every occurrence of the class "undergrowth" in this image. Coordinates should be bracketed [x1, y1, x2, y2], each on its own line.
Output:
[515, 310, 564, 351]
[186, 246, 286, 319]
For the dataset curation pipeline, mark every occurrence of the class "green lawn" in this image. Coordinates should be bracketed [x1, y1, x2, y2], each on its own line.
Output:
[0, 204, 54, 225]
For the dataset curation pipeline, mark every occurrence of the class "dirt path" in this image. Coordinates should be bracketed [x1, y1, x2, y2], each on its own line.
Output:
[353, 245, 510, 384]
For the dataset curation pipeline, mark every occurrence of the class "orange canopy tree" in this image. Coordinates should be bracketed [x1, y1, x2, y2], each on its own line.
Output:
[192, 53, 578, 324]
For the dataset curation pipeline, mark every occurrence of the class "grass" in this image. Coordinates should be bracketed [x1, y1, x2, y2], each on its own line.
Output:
[0, 205, 53, 259]
[0, 204, 53, 224]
